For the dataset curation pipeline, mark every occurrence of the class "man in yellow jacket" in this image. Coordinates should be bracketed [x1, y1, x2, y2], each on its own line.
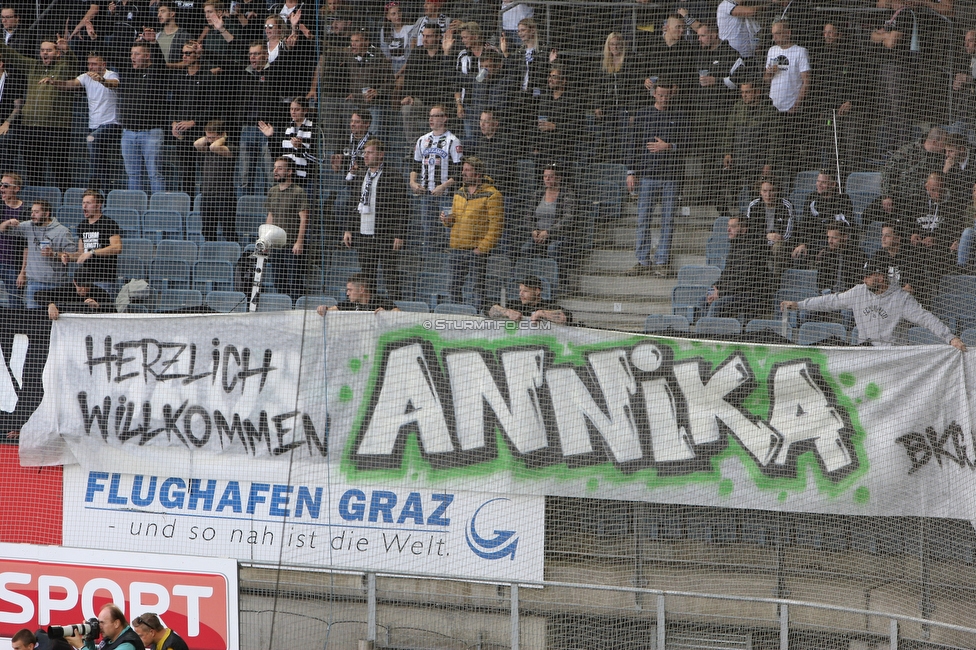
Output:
[440, 156, 503, 312]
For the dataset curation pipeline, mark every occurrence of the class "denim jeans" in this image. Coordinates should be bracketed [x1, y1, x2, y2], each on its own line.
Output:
[89, 124, 123, 190]
[0, 263, 21, 307]
[448, 248, 488, 311]
[26, 280, 64, 309]
[636, 176, 677, 267]
[121, 128, 166, 194]
[422, 193, 452, 253]
[237, 126, 272, 197]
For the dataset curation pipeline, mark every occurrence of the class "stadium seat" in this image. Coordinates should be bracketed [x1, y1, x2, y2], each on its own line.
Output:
[417, 270, 452, 308]
[432, 302, 478, 316]
[199, 241, 242, 264]
[57, 206, 84, 235]
[676, 265, 722, 287]
[149, 191, 192, 217]
[22, 185, 61, 210]
[797, 321, 848, 345]
[122, 238, 154, 263]
[585, 163, 628, 248]
[670, 285, 710, 323]
[256, 292, 292, 312]
[117, 256, 146, 284]
[155, 289, 203, 313]
[104, 208, 142, 238]
[295, 295, 337, 311]
[773, 287, 819, 326]
[236, 195, 267, 245]
[141, 210, 183, 242]
[63, 188, 87, 208]
[705, 235, 728, 269]
[394, 300, 431, 313]
[788, 170, 820, 217]
[961, 328, 976, 348]
[155, 240, 197, 264]
[107, 189, 148, 214]
[907, 326, 945, 346]
[860, 221, 884, 257]
[745, 318, 794, 341]
[513, 256, 559, 299]
[186, 212, 205, 244]
[845, 171, 881, 223]
[206, 291, 247, 313]
[939, 275, 976, 296]
[695, 316, 742, 338]
[779, 268, 818, 294]
[643, 314, 690, 333]
[712, 216, 729, 235]
[193, 193, 203, 213]
[149, 260, 191, 290]
[958, 228, 974, 267]
[485, 254, 512, 309]
[192, 260, 235, 293]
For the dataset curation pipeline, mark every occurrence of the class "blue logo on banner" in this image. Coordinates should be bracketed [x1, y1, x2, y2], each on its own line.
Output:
[465, 498, 518, 560]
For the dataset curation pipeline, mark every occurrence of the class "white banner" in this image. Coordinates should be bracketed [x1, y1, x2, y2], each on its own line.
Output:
[62, 465, 545, 582]
[20, 311, 327, 466]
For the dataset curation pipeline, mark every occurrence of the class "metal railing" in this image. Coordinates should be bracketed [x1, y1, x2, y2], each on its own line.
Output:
[243, 561, 976, 649]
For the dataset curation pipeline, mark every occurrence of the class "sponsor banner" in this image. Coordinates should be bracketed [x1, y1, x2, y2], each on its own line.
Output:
[62, 467, 545, 582]
[20, 312, 327, 466]
[0, 543, 238, 650]
[17, 311, 976, 526]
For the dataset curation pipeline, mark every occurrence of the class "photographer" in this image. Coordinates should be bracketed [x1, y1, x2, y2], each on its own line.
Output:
[132, 613, 188, 650]
[64, 605, 141, 650]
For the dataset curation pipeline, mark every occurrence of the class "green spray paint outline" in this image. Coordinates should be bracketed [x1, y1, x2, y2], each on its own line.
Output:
[339, 329, 870, 499]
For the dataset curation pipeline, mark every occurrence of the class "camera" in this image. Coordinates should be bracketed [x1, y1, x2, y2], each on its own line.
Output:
[48, 619, 100, 642]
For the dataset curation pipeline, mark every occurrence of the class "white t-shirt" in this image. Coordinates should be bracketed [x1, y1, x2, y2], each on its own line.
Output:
[765, 43, 810, 112]
[717, 0, 760, 59]
[77, 70, 120, 130]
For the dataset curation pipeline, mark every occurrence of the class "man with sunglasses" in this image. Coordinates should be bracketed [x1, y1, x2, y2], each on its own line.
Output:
[0, 199, 75, 309]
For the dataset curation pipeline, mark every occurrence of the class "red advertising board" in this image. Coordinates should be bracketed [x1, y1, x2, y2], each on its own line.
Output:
[0, 544, 238, 650]
[0, 446, 62, 545]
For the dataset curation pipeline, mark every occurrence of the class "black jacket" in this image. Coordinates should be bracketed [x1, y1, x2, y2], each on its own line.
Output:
[345, 167, 408, 241]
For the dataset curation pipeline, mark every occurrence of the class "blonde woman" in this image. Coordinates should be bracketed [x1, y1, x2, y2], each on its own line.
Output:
[591, 32, 641, 160]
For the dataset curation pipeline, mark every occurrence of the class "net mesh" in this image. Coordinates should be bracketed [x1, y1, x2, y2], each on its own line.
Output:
[2, 0, 976, 648]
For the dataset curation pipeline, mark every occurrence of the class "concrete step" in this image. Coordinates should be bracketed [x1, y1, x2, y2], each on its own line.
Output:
[582, 252, 708, 277]
[570, 311, 650, 332]
[561, 298, 665, 315]
[576, 274, 675, 300]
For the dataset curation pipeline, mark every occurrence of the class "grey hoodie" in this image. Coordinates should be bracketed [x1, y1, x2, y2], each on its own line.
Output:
[16, 218, 75, 285]
[798, 282, 954, 346]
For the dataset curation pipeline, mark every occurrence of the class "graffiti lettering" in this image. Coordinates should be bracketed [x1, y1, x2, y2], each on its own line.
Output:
[351, 339, 859, 481]
[895, 423, 974, 474]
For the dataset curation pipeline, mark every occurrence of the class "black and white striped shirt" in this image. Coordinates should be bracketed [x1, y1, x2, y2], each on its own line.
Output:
[282, 118, 316, 179]
[413, 130, 463, 191]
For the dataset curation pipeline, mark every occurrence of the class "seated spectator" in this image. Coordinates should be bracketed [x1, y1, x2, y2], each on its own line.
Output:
[440, 156, 502, 312]
[881, 126, 945, 215]
[706, 216, 773, 321]
[521, 163, 577, 284]
[317, 272, 397, 314]
[870, 221, 928, 304]
[795, 170, 856, 257]
[488, 275, 570, 323]
[60, 190, 122, 293]
[36, 265, 113, 320]
[782, 260, 966, 349]
[0, 199, 76, 309]
[941, 133, 976, 203]
[746, 177, 797, 273]
[814, 222, 865, 295]
[904, 171, 967, 282]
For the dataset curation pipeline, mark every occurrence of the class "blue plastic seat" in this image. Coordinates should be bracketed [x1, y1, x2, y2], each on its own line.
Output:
[142, 210, 184, 242]
[104, 208, 142, 239]
[676, 265, 722, 287]
[155, 289, 203, 313]
[206, 291, 247, 313]
[907, 326, 946, 346]
[432, 302, 478, 316]
[107, 189, 148, 214]
[155, 240, 197, 264]
[22, 185, 62, 210]
[149, 259, 191, 290]
[671, 285, 710, 323]
[695, 316, 742, 338]
[797, 321, 848, 345]
[644, 314, 690, 333]
[192, 260, 235, 293]
[745, 318, 794, 341]
[295, 295, 337, 310]
[256, 292, 292, 312]
[199, 241, 242, 264]
[149, 191, 192, 217]
[394, 300, 431, 313]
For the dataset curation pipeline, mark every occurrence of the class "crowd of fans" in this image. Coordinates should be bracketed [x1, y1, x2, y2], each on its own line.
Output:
[0, 0, 974, 336]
